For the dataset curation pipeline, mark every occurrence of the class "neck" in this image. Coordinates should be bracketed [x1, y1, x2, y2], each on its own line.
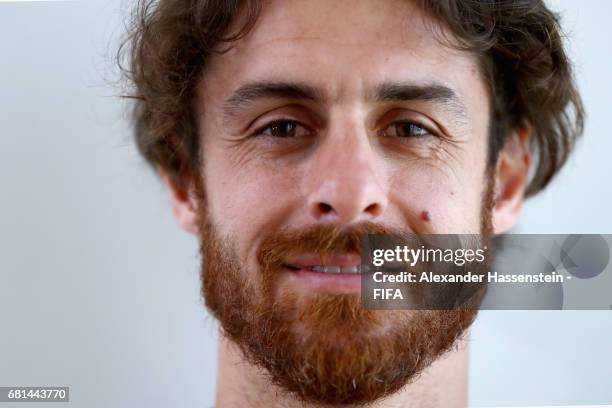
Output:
[215, 332, 470, 408]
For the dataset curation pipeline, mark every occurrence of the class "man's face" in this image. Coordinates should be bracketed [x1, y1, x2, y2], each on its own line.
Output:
[199, 0, 490, 255]
[190, 0, 494, 404]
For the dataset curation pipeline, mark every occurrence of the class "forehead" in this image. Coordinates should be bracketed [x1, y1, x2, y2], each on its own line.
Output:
[201, 0, 485, 109]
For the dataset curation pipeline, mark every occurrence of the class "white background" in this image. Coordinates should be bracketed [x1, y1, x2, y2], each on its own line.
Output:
[0, 1, 610, 407]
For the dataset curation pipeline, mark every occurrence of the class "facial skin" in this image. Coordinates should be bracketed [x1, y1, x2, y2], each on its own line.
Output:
[162, 0, 530, 405]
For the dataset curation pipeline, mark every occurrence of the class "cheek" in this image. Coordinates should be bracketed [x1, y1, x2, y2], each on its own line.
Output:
[389, 162, 486, 234]
[203, 153, 303, 256]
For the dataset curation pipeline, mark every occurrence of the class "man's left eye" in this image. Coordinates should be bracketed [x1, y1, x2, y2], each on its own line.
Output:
[382, 121, 432, 138]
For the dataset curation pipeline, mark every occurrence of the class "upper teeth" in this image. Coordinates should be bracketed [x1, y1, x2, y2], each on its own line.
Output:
[310, 265, 367, 274]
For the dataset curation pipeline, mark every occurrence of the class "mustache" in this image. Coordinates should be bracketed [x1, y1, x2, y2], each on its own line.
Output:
[256, 222, 404, 271]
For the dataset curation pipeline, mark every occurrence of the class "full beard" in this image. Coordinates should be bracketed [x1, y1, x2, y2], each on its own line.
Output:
[195, 177, 495, 406]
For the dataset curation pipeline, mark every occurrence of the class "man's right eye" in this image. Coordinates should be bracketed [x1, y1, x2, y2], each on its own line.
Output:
[255, 120, 310, 138]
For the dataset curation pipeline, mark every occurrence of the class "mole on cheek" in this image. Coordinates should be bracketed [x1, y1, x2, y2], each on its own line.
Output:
[421, 210, 431, 222]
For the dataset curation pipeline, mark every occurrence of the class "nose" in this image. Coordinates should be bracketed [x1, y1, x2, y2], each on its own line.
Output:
[306, 127, 388, 224]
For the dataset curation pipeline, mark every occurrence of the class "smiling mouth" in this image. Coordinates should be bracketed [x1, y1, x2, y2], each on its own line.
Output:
[282, 254, 365, 291]
[285, 265, 368, 274]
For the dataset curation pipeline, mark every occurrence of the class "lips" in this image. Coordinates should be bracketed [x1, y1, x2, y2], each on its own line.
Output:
[284, 253, 366, 274]
[283, 253, 364, 291]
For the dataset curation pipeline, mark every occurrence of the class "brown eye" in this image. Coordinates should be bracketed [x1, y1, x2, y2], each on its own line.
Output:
[258, 120, 309, 138]
[383, 121, 431, 138]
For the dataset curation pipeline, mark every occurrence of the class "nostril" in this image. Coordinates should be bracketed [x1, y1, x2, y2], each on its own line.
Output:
[317, 202, 334, 214]
[364, 203, 382, 216]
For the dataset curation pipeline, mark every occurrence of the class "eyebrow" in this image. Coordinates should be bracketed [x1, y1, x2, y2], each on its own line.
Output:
[370, 82, 467, 120]
[222, 80, 467, 124]
[222, 81, 323, 124]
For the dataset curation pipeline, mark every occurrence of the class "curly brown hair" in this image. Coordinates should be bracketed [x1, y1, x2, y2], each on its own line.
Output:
[119, 0, 584, 196]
